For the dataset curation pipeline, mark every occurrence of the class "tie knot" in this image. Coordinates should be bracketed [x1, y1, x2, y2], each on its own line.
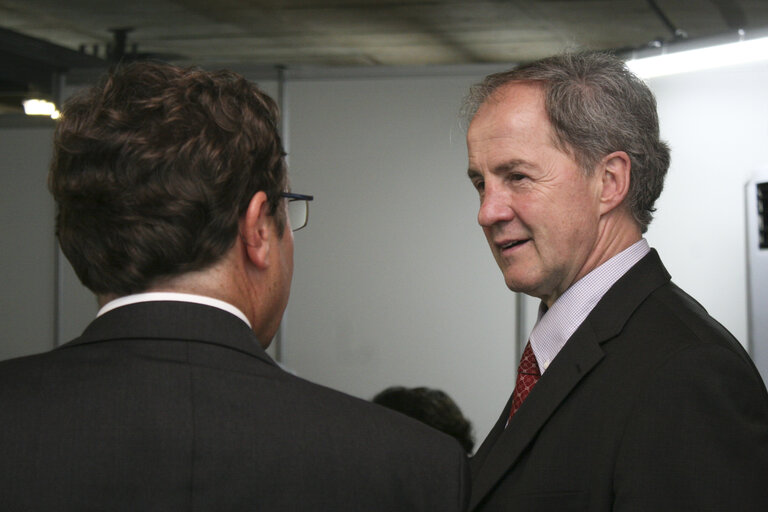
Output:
[507, 341, 542, 423]
[518, 341, 541, 376]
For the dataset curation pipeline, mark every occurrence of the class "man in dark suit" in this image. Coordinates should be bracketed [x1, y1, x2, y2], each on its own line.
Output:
[464, 52, 768, 510]
[0, 61, 468, 511]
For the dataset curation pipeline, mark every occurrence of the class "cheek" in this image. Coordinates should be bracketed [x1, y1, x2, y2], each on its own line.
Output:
[533, 204, 589, 252]
[554, 207, 600, 254]
[553, 183, 600, 226]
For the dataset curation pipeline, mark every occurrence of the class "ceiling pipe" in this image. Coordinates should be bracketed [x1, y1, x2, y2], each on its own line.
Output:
[646, 0, 688, 40]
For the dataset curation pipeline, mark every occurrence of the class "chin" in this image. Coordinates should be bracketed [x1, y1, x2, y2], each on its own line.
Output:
[503, 277, 540, 297]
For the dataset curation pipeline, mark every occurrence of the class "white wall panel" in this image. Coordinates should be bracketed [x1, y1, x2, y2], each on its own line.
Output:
[646, 61, 768, 346]
[282, 74, 516, 443]
[0, 126, 56, 360]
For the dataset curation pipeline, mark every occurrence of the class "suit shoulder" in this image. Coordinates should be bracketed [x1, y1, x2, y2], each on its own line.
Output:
[635, 281, 745, 353]
[616, 282, 764, 390]
[0, 350, 52, 383]
[250, 370, 471, 508]
[282, 370, 464, 446]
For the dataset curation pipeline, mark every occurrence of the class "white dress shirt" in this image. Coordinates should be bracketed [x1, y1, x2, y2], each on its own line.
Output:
[529, 239, 651, 373]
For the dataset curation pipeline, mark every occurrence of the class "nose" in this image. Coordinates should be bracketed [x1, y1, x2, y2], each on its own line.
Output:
[477, 186, 514, 228]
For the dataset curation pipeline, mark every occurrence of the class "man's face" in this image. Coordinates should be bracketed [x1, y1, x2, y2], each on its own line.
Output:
[466, 82, 603, 306]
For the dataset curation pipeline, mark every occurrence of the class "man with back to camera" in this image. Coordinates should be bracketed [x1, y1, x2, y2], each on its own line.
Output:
[464, 52, 768, 511]
[0, 61, 469, 511]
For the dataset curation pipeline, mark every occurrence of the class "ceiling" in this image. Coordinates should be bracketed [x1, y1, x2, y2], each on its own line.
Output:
[2, 0, 768, 112]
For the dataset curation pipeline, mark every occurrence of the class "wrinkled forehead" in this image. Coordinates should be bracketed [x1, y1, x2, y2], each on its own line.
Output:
[468, 81, 580, 166]
[468, 82, 551, 142]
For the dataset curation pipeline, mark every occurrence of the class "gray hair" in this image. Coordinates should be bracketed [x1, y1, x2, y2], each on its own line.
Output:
[463, 52, 670, 232]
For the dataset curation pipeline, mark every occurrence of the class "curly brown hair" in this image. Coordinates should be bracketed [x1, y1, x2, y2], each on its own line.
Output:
[49, 61, 288, 296]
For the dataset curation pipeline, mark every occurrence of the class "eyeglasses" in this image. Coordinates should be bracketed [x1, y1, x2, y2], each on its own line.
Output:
[280, 192, 314, 231]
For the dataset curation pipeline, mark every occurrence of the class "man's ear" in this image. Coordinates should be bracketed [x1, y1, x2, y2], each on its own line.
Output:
[598, 151, 631, 215]
[240, 191, 271, 269]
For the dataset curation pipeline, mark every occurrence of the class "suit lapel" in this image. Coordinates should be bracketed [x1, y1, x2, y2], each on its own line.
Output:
[470, 328, 604, 509]
[469, 250, 672, 509]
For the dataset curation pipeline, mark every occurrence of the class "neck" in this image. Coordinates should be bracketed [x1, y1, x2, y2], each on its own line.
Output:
[98, 243, 277, 347]
[542, 212, 641, 308]
[583, 211, 642, 278]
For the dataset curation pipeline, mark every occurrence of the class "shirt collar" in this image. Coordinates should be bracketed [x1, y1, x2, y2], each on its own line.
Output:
[97, 292, 252, 328]
[529, 239, 650, 373]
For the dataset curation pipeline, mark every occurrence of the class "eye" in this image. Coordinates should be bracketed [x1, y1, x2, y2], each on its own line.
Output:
[471, 179, 485, 194]
[507, 172, 527, 182]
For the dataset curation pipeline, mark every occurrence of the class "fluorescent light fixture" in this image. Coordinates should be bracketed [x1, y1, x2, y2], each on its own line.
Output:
[22, 98, 60, 119]
[626, 36, 768, 79]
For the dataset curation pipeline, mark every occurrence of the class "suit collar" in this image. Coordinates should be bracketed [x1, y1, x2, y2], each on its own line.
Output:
[59, 301, 278, 367]
[469, 250, 671, 509]
[98, 292, 252, 328]
[585, 249, 670, 340]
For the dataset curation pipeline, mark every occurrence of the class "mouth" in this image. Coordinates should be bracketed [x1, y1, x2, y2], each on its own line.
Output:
[497, 238, 530, 252]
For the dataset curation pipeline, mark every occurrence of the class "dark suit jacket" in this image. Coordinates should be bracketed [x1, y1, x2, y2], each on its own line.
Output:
[470, 250, 768, 511]
[0, 301, 469, 511]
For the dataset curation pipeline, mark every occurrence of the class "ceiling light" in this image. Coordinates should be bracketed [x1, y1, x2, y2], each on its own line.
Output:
[22, 99, 60, 119]
[626, 35, 768, 79]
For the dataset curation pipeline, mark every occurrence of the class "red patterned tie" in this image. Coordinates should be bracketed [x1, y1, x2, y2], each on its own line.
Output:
[508, 341, 541, 422]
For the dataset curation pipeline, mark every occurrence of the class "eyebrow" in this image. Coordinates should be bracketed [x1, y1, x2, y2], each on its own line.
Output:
[467, 159, 531, 179]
